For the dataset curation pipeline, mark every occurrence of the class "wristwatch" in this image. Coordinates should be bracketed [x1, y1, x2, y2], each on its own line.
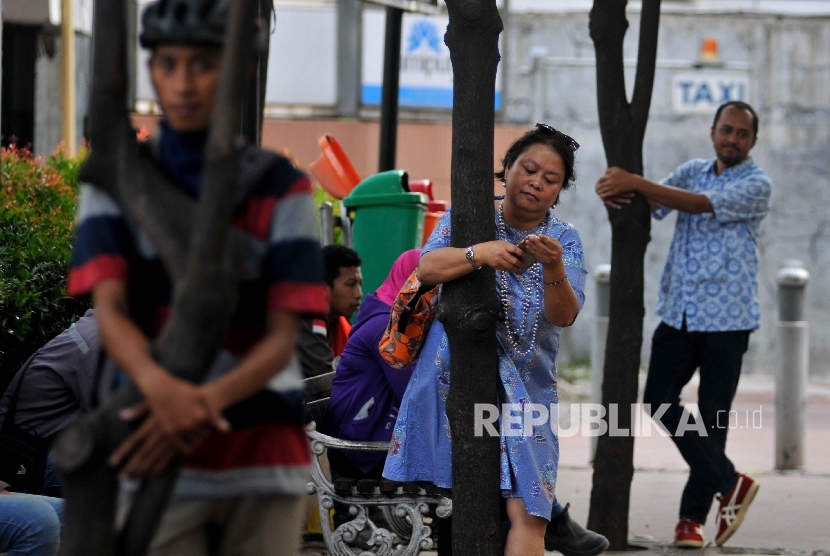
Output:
[465, 245, 482, 270]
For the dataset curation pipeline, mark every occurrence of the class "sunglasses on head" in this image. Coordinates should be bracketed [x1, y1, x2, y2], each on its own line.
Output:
[535, 123, 580, 152]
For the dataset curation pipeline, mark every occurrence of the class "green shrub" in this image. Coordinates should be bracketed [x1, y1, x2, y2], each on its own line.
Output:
[282, 147, 345, 245]
[313, 184, 347, 245]
[0, 144, 90, 390]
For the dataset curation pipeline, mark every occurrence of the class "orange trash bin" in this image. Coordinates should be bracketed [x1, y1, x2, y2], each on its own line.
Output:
[408, 180, 448, 245]
[423, 200, 448, 245]
[309, 134, 361, 200]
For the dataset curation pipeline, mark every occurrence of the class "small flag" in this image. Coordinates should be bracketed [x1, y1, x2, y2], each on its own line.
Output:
[312, 319, 327, 336]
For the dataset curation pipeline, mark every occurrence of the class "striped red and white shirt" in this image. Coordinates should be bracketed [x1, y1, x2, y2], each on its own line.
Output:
[68, 146, 328, 497]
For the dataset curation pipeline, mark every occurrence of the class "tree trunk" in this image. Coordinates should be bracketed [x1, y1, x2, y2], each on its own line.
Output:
[241, 0, 273, 145]
[53, 1, 261, 555]
[442, 1, 503, 554]
[586, 0, 661, 549]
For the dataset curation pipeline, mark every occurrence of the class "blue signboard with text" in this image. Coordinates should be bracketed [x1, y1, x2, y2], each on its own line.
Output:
[362, 12, 502, 110]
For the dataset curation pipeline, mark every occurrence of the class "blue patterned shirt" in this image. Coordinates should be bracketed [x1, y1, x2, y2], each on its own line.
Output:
[653, 157, 772, 332]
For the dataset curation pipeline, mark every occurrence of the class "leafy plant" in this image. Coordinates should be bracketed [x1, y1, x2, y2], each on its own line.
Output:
[285, 145, 345, 246]
[0, 143, 90, 390]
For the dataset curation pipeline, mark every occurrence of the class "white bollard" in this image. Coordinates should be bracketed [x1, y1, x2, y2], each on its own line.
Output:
[530, 47, 548, 126]
[590, 264, 611, 460]
[775, 261, 810, 470]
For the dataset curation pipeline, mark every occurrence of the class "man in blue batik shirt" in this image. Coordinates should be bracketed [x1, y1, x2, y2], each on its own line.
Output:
[595, 101, 771, 549]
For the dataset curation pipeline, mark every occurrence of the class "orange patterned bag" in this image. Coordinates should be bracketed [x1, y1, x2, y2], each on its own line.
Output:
[379, 270, 439, 370]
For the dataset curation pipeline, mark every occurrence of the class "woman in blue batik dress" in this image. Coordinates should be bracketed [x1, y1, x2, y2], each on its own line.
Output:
[383, 125, 587, 556]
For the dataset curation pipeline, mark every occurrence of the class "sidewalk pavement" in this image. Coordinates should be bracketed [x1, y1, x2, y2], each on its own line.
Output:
[554, 372, 830, 554]
[303, 373, 830, 555]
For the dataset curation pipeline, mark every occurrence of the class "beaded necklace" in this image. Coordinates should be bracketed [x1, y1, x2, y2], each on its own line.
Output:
[496, 201, 548, 356]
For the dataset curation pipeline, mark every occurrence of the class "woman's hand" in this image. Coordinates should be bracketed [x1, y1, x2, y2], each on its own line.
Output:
[417, 241, 526, 283]
[521, 234, 563, 268]
[473, 240, 527, 273]
[523, 234, 579, 326]
[110, 373, 230, 479]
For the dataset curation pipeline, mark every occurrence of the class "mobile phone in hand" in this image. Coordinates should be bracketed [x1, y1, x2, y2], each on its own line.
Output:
[514, 236, 537, 274]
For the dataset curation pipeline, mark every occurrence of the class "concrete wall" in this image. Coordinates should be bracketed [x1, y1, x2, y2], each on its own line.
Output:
[134, 8, 830, 377]
[502, 10, 830, 375]
[34, 32, 90, 153]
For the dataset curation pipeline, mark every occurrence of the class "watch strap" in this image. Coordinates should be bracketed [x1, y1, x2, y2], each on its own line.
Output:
[466, 245, 482, 270]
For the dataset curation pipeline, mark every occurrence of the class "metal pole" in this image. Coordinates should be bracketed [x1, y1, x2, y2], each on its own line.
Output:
[337, 0, 362, 117]
[529, 46, 548, 125]
[590, 263, 611, 460]
[126, 0, 138, 116]
[337, 201, 352, 248]
[378, 6, 403, 172]
[499, 0, 509, 122]
[61, 0, 77, 155]
[319, 202, 334, 246]
[775, 260, 810, 471]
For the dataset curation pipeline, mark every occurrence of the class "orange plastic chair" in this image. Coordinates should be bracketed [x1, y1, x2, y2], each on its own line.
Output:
[309, 135, 361, 200]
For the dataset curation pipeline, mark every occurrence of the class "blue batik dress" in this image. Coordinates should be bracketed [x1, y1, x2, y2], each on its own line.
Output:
[382, 207, 587, 519]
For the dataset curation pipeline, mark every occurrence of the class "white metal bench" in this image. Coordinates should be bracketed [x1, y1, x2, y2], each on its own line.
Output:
[303, 372, 451, 556]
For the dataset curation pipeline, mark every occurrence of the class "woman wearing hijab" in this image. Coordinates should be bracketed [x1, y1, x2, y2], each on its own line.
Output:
[324, 249, 422, 478]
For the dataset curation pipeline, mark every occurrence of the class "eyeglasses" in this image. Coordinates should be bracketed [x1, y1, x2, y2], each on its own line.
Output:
[535, 123, 580, 152]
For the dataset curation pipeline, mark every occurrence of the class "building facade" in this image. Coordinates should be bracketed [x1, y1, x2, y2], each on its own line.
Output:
[3, 0, 829, 373]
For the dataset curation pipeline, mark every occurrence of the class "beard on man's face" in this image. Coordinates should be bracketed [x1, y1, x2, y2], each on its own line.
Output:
[718, 153, 746, 168]
[717, 153, 744, 167]
[715, 142, 747, 168]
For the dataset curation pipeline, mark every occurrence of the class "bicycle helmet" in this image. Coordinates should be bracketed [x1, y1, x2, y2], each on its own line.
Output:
[140, 0, 231, 48]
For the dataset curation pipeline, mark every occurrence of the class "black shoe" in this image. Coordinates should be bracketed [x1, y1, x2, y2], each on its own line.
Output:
[544, 503, 609, 556]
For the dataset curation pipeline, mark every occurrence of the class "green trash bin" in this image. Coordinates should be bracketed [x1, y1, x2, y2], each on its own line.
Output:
[343, 170, 427, 300]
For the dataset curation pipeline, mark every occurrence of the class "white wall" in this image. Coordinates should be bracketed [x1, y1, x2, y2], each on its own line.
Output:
[134, 5, 338, 109]
[504, 10, 830, 375]
[265, 7, 337, 105]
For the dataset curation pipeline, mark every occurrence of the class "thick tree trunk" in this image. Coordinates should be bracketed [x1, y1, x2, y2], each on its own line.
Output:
[442, 1, 503, 554]
[54, 1, 260, 555]
[586, 0, 661, 550]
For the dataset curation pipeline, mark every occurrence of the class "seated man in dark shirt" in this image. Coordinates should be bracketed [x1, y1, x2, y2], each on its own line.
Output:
[0, 309, 100, 496]
[297, 244, 363, 379]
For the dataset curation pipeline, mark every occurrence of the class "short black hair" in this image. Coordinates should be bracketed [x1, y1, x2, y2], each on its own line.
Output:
[495, 126, 577, 192]
[713, 101, 759, 137]
[322, 244, 362, 287]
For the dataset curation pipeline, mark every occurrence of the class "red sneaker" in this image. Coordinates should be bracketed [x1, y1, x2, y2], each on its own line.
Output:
[715, 473, 760, 546]
[675, 518, 704, 548]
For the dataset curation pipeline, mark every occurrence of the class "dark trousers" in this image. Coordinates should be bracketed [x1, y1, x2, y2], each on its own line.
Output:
[643, 320, 751, 524]
[327, 448, 386, 528]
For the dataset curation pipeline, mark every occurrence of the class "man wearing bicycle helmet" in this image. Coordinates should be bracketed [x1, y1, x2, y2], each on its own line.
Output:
[67, 1, 328, 554]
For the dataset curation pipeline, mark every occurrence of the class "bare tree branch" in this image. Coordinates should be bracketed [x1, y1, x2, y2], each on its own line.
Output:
[631, 0, 663, 142]
[55, 1, 261, 555]
[586, 0, 662, 549]
[589, 0, 629, 166]
[78, 0, 192, 283]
